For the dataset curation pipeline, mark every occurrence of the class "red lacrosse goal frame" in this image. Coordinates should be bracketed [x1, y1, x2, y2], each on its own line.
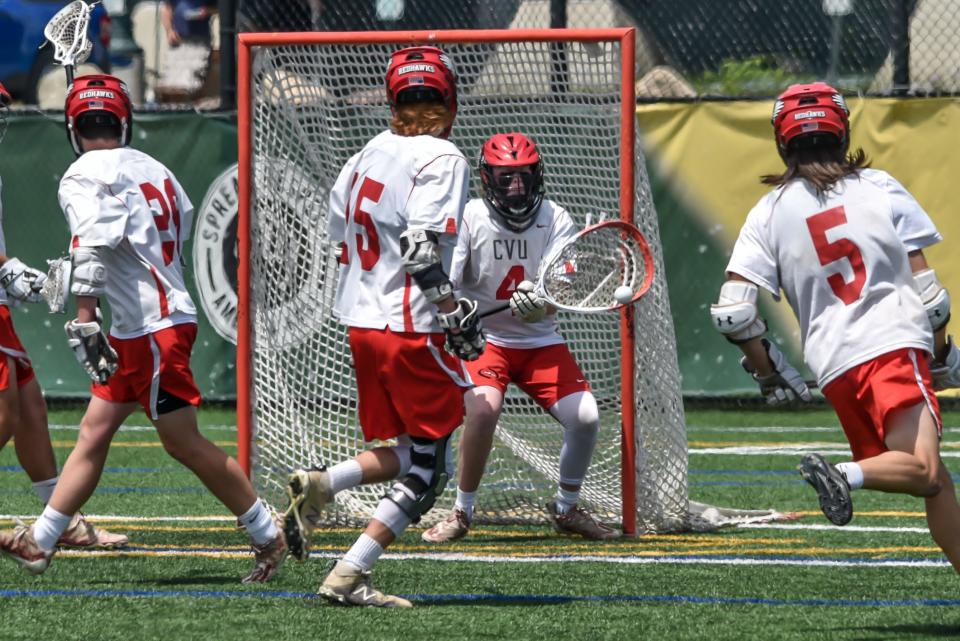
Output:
[236, 28, 640, 535]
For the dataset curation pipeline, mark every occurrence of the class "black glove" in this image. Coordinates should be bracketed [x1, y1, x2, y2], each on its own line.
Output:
[437, 297, 486, 361]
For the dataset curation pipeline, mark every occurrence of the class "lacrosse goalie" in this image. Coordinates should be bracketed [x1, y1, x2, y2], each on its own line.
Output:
[421, 132, 619, 543]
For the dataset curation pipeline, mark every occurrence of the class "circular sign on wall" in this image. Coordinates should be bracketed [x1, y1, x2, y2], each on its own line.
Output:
[193, 163, 240, 344]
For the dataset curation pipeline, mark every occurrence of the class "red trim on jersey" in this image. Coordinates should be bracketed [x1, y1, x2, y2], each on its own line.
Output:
[149, 266, 169, 317]
[403, 272, 414, 332]
[71, 235, 80, 249]
[444, 217, 457, 234]
[403, 154, 465, 209]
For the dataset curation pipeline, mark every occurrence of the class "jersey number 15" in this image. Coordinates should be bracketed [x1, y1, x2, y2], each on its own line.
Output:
[342, 173, 383, 270]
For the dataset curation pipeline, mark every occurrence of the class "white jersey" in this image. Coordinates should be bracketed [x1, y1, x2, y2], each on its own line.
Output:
[328, 130, 470, 332]
[450, 198, 577, 348]
[0, 178, 9, 306]
[59, 147, 197, 339]
[727, 168, 940, 387]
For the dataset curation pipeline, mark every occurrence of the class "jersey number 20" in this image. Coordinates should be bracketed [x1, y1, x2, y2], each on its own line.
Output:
[139, 179, 181, 266]
[806, 205, 866, 305]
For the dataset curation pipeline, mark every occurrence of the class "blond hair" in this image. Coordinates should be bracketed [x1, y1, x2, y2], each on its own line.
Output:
[390, 102, 454, 137]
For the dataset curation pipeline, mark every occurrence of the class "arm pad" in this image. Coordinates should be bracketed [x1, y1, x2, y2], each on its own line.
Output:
[710, 280, 767, 343]
[400, 228, 453, 304]
[914, 268, 951, 332]
[70, 246, 107, 298]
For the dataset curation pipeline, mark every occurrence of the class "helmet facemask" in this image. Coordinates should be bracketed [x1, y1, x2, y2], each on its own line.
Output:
[481, 161, 544, 232]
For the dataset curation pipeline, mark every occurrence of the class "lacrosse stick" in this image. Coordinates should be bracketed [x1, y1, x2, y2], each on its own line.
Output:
[39, 256, 72, 314]
[481, 220, 655, 317]
[43, 0, 98, 85]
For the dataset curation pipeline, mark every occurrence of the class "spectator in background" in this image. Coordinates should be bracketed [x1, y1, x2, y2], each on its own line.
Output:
[156, 0, 218, 103]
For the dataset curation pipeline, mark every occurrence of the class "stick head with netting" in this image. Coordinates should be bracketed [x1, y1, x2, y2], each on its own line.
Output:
[42, 0, 96, 84]
[539, 220, 654, 312]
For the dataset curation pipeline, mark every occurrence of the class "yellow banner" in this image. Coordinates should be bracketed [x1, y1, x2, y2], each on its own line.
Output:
[637, 98, 960, 375]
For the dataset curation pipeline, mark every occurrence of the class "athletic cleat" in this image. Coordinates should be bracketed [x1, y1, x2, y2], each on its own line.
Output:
[284, 467, 333, 561]
[0, 522, 54, 575]
[241, 524, 288, 584]
[421, 508, 471, 543]
[545, 501, 621, 540]
[798, 453, 853, 526]
[57, 513, 129, 549]
[318, 565, 412, 608]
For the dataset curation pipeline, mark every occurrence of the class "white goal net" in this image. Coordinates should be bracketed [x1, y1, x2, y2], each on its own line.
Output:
[240, 30, 691, 533]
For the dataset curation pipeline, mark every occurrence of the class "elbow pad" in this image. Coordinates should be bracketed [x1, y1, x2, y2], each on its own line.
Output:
[914, 268, 951, 331]
[400, 228, 453, 304]
[70, 246, 107, 298]
[710, 280, 767, 343]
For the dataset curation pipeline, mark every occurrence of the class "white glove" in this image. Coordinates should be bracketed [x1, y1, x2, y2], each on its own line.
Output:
[0, 257, 48, 304]
[509, 280, 547, 323]
[740, 339, 813, 406]
[65, 317, 119, 384]
[930, 337, 960, 390]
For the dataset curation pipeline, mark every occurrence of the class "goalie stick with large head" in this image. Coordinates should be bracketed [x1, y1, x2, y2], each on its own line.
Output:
[481, 219, 655, 317]
[42, 0, 97, 86]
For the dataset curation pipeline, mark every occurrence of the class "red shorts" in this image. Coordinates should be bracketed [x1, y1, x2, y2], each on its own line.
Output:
[465, 342, 590, 410]
[822, 348, 941, 461]
[348, 327, 470, 442]
[92, 323, 202, 419]
[0, 305, 34, 390]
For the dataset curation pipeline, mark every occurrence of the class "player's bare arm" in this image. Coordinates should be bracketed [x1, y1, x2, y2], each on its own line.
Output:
[909, 248, 960, 387]
[711, 271, 812, 405]
[401, 226, 485, 359]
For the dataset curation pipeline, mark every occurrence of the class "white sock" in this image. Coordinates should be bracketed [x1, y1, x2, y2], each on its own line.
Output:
[238, 500, 278, 545]
[329, 460, 364, 494]
[554, 487, 580, 514]
[341, 533, 384, 573]
[32, 476, 59, 505]
[835, 462, 865, 490]
[32, 505, 73, 552]
[454, 489, 476, 519]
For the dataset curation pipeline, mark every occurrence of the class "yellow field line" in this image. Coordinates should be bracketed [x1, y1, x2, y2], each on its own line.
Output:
[53, 544, 941, 561]
[49, 441, 235, 448]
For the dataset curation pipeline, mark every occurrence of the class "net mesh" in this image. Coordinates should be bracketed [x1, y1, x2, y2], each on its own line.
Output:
[244, 34, 688, 532]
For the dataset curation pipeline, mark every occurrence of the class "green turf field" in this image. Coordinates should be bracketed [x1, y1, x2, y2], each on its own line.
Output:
[1, 407, 957, 640]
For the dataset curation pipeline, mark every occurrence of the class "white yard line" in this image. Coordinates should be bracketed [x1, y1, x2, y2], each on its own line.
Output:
[690, 445, 960, 457]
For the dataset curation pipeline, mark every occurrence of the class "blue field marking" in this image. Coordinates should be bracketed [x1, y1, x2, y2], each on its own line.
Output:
[1, 587, 958, 607]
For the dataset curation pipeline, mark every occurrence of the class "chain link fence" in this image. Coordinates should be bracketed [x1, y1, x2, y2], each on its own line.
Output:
[233, 0, 959, 98]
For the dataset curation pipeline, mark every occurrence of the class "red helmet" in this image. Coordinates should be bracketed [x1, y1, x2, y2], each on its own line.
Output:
[0, 81, 9, 145]
[65, 74, 133, 155]
[772, 82, 849, 157]
[385, 46, 457, 116]
[479, 133, 545, 232]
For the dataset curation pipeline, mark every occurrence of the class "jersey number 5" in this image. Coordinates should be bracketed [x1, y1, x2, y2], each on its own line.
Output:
[806, 205, 866, 305]
[139, 179, 181, 266]
[343, 174, 383, 270]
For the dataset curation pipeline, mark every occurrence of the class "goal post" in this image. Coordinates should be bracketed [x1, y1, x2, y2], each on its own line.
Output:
[237, 28, 687, 536]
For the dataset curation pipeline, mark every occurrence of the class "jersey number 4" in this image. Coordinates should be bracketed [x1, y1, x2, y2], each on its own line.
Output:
[140, 179, 181, 266]
[806, 205, 866, 305]
[496, 265, 526, 299]
[342, 174, 383, 270]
